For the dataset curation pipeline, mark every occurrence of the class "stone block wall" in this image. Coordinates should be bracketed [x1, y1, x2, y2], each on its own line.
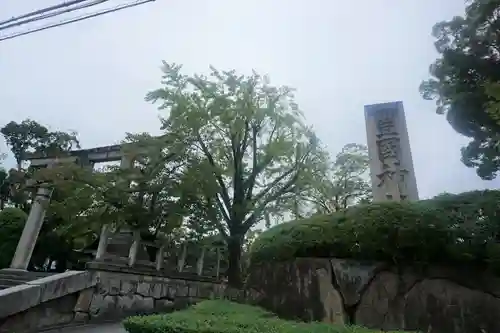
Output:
[245, 258, 500, 333]
[85, 270, 228, 320]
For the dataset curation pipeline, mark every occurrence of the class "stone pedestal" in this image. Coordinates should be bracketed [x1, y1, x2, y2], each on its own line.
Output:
[364, 101, 419, 202]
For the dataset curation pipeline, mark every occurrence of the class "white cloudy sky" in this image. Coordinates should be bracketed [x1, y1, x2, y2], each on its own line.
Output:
[1, 0, 499, 198]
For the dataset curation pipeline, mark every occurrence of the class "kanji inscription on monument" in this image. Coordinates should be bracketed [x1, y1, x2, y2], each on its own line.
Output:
[364, 101, 419, 202]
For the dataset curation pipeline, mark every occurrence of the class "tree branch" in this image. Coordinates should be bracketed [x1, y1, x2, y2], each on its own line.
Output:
[196, 132, 232, 211]
[244, 122, 278, 201]
[215, 193, 231, 224]
[243, 170, 299, 230]
[206, 196, 228, 239]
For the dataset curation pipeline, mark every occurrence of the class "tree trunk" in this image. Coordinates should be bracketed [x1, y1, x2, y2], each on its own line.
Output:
[227, 235, 244, 287]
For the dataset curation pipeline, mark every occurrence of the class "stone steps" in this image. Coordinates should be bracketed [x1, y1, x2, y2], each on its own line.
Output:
[0, 278, 23, 289]
[0, 269, 54, 290]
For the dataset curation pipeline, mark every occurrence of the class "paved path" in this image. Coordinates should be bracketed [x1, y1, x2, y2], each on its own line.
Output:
[44, 323, 126, 333]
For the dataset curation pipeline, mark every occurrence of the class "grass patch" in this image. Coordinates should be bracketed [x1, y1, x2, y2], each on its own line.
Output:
[123, 300, 408, 333]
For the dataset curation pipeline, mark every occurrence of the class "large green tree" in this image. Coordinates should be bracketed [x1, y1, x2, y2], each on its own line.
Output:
[1, 119, 80, 170]
[420, 0, 500, 179]
[0, 119, 81, 210]
[146, 63, 326, 286]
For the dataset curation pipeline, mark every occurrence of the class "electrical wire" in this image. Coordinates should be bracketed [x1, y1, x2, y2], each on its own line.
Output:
[0, 0, 111, 32]
[0, 0, 91, 26]
[0, 0, 155, 42]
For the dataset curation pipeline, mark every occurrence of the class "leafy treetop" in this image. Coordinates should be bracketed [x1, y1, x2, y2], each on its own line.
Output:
[420, 0, 500, 179]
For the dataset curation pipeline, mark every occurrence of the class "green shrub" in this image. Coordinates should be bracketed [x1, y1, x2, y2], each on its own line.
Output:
[0, 207, 28, 225]
[189, 299, 275, 318]
[0, 207, 27, 268]
[123, 300, 407, 333]
[249, 190, 500, 271]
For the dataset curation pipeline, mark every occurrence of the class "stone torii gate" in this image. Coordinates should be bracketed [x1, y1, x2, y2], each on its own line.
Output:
[9, 144, 134, 271]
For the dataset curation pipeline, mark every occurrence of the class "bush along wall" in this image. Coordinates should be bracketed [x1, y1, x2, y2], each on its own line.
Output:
[249, 190, 500, 273]
[0, 207, 27, 268]
[123, 300, 408, 333]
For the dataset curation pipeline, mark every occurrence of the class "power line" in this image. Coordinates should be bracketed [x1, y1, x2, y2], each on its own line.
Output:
[0, 0, 90, 26]
[0, 0, 111, 32]
[0, 0, 156, 42]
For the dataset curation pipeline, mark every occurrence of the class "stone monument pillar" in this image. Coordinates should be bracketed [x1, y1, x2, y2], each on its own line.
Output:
[10, 185, 52, 270]
[364, 101, 419, 202]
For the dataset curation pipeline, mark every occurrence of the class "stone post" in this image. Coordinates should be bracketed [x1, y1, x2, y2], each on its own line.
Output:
[155, 245, 165, 271]
[76, 154, 94, 170]
[364, 101, 419, 202]
[120, 155, 132, 169]
[196, 247, 206, 276]
[178, 243, 187, 272]
[95, 224, 110, 260]
[10, 185, 52, 270]
[215, 247, 221, 278]
[128, 230, 140, 267]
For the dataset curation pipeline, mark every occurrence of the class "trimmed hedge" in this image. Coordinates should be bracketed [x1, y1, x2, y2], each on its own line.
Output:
[123, 300, 407, 333]
[0, 207, 27, 268]
[188, 299, 275, 318]
[250, 190, 500, 270]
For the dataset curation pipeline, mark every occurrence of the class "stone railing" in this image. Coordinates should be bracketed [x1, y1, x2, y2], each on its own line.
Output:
[92, 227, 226, 280]
[0, 270, 97, 333]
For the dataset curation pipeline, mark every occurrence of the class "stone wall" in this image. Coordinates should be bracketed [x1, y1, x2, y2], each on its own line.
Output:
[245, 258, 500, 333]
[84, 269, 262, 322]
[85, 270, 228, 320]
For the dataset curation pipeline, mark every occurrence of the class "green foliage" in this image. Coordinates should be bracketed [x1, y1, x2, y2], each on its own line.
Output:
[250, 190, 500, 271]
[0, 207, 27, 268]
[30, 132, 193, 239]
[1, 119, 79, 170]
[0, 168, 8, 209]
[188, 300, 275, 317]
[123, 300, 405, 333]
[420, 0, 500, 179]
[305, 143, 371, 215]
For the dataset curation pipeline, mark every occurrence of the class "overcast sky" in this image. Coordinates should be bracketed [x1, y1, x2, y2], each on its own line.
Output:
[1, 0, 498, 199]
